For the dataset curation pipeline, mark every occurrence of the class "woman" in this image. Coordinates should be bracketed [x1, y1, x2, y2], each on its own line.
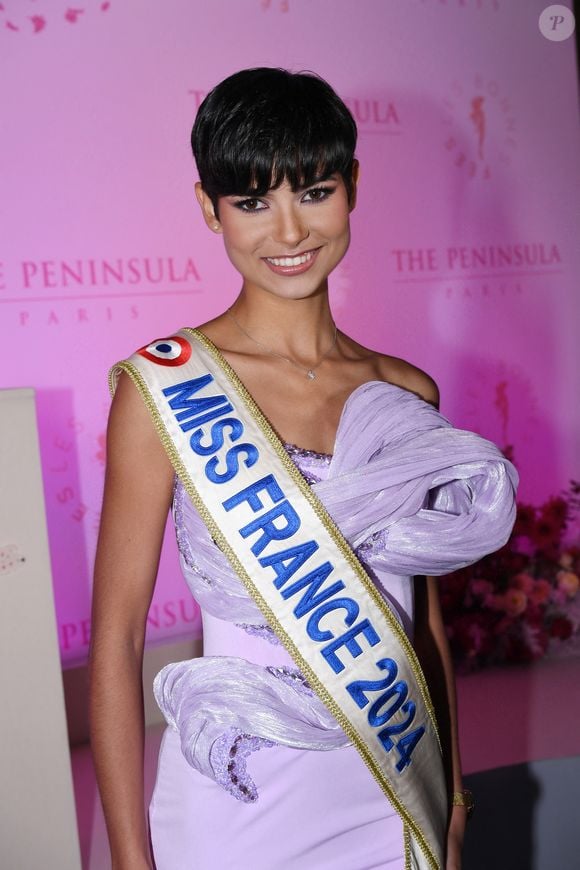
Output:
[89, 68, 517, 870]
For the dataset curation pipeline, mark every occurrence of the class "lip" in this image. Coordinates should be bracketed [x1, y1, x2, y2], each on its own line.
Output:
[262, 247, 321, 276]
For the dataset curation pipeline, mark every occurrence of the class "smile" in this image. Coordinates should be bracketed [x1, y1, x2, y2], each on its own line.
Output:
[263, 248, 321, 275]
[266, 250, 316, 267]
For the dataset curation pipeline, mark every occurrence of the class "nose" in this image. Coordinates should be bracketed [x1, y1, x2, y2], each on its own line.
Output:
[272, 203, 309, 249]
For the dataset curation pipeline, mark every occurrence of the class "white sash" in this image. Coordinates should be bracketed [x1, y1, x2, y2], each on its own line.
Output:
[110, 328, 448, 870]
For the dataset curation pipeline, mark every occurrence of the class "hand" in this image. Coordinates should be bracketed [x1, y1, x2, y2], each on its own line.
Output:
[446, 805, 467, 870]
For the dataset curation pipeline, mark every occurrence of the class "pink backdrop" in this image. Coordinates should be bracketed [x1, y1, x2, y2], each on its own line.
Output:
[1, 0, 578, 664]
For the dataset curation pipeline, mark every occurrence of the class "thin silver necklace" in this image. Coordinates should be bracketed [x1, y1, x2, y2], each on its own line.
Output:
[226, 307, 338, 380]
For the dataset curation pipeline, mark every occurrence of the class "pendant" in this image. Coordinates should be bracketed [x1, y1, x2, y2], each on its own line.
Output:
[306, 370, 316, 380]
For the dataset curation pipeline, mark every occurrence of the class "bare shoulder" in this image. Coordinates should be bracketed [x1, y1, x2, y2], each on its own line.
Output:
[107, 371, 173, 482]
[336, 333, 440, 408]
[377, 353, 440, 409]
[108, 369, 156, 440]
[348, 345, 439, 408]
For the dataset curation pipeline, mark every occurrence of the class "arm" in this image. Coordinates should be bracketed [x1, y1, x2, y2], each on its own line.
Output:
[389, 367, 469, 864]
[413, 576, 467, 870]
[89, 373, 174, 869]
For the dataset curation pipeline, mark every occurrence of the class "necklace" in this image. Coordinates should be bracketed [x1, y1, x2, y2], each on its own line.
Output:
[226, 307, 338, 380]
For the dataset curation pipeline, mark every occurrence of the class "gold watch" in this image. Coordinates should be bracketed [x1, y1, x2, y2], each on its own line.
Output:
[452, 789, 475, 820]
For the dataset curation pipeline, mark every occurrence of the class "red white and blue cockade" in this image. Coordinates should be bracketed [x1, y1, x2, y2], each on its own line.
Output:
[138, 336, 192, 367]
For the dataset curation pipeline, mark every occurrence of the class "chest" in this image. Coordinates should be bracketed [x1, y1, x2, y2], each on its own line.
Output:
[238, 373, 351, 455]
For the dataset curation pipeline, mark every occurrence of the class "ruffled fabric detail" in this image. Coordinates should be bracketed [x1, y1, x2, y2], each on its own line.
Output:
[315, 382, 519, 576]
[153, 657, 348, 803]
[234, 623, 281, 645]
[209, 729, 273, 803]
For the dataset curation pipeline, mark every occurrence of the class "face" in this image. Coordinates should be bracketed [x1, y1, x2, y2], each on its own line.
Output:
[196, 166, 358, 301]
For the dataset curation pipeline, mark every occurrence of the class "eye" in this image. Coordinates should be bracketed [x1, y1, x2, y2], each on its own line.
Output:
[301, 185, 336, 203]
[233, 197, 267, 213]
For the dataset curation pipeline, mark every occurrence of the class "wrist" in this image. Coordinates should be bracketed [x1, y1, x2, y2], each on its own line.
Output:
[110, 841, 152, 870]
[112, 857, 152, 870]
[451, 788, 474, 820]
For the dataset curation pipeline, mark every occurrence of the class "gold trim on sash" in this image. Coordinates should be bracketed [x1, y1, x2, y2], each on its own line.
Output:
[109, 328, 446, 870]
[404, 823, 412, 869]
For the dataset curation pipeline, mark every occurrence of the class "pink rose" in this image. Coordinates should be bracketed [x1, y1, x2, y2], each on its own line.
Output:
[557, 570, 579, 599]
[495, 589, 528, 617]
[512, 573, 535, 594]
[529, 579, 552, 606]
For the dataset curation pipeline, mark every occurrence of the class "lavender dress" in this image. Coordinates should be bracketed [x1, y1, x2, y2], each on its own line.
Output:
[148, 382, 518, 869]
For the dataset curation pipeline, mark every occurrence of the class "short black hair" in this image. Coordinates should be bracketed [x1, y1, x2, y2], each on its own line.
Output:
[191, 67, 357, 212]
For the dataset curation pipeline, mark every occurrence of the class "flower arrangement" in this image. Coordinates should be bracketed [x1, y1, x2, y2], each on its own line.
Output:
[440, 469, 580, 672]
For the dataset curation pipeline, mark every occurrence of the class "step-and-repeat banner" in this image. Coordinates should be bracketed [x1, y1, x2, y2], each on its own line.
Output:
[1, 0, 578, 665]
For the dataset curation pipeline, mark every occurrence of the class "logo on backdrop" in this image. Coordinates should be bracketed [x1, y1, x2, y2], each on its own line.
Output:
[441, 74, 516, 180]
[390, 240, 563, 300]
[0, 254, 202, 327]
[60, 595, 200, 657]
[188, 88, 401, 137]
[344, 97, 401, 136]
[0, 1, 111, 35]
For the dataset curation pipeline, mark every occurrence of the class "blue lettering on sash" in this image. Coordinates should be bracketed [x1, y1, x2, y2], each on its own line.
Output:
[178, 400, 234, 433]
[280, 562, 345, 615]
[162, 376, 234, 432]
[160, 373, 425, 772]
[190, 418, 244, 456]
[368, 681, 408, 727]
[258, 541, 320, 587]
[306, 597, 360, 641]
[345, 658, 425, 771]
[162, 374, 213, 404]
[162, 377, 258, 482]
[205, 443, 259, 484]
[321, 619, 381, 672]
[222, 475, 284, 512]
[175, 395, 226, 422]
[238, 500, 301, 555]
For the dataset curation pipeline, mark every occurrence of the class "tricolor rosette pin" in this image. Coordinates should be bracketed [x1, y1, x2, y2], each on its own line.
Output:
[138, 336, 192, 367]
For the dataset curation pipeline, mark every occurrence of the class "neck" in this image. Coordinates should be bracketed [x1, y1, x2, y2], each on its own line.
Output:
[229, 285, 336, 359]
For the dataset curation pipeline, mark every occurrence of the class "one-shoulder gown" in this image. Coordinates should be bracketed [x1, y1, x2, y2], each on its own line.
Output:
[148, 382, 518, 869]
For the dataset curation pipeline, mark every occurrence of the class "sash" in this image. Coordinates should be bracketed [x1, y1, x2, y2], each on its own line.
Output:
[110, 328, 448, 870]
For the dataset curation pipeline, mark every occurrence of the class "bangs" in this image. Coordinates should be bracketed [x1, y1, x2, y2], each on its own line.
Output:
[207, 117, 354, 198]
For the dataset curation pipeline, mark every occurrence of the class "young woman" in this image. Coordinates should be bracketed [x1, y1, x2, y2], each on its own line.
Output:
[89, 68, 517, 870]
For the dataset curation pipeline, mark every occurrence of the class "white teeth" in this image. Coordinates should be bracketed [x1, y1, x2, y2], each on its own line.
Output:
[266, 250, 315, 267]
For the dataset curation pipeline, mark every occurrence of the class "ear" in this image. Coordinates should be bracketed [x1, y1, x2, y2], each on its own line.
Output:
[348, 159, 360, 212]
[195, 182, 222, 233]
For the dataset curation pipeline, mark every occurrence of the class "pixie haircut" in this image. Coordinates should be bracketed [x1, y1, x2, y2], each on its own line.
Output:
[191, 67, 357, 212]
